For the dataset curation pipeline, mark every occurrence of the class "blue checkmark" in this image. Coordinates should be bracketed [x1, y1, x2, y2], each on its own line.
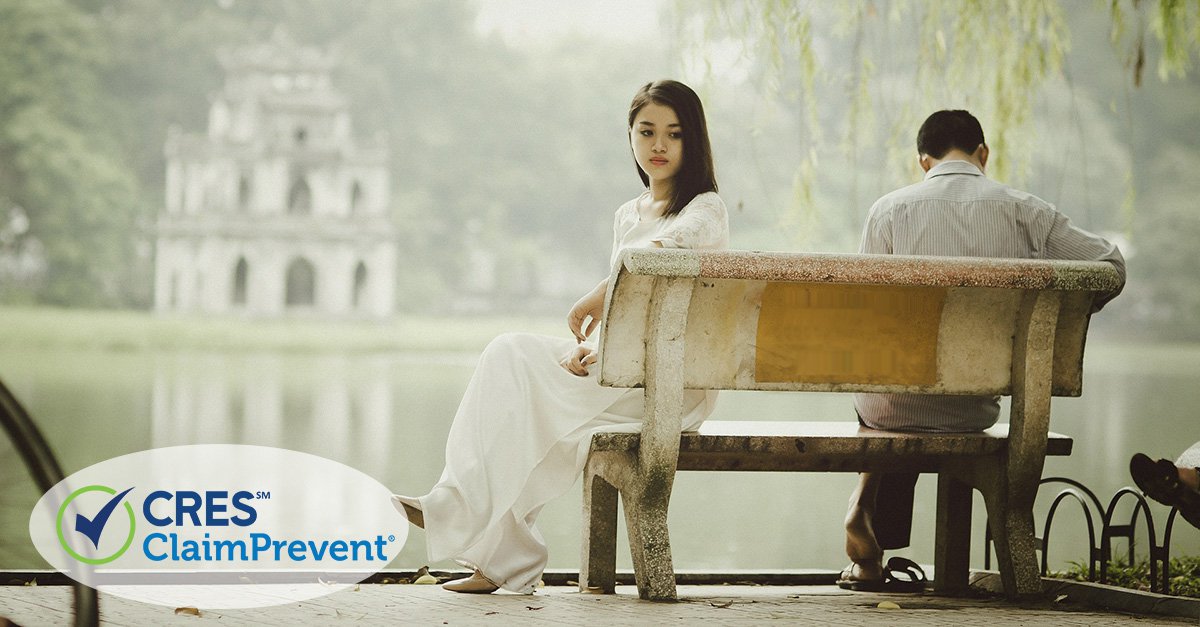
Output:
[74, 487, 134, 550]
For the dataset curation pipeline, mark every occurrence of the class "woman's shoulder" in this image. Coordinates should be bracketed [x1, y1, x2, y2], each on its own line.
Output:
[681, 191, 727, 214]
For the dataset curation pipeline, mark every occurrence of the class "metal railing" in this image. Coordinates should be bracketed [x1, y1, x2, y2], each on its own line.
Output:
[985, 476, 1189, 594]
[0, 379, 98, 627]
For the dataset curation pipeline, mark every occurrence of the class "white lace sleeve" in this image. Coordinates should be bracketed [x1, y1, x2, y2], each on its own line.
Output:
[651, 192, 730, 250]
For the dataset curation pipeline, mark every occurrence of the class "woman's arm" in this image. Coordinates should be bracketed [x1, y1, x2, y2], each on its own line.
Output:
[567, 278, 608, 343]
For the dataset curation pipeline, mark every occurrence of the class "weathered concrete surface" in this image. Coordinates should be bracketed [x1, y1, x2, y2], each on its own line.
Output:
[619, 249, 1123, 292]
[1, 583, 1194, 626]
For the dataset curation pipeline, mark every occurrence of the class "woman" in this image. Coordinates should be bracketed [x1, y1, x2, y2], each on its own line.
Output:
[392, 80, 729, 594]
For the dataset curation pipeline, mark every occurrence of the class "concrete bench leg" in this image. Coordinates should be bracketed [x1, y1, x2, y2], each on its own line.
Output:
[933, 471, 973, 594]
[977, 464, 1043, 598]
[621, 486, 676, 601]
[579, 465, 619, 593]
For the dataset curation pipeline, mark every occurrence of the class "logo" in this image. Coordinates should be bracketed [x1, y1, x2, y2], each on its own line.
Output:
[56, 485, 136, 565]
[30, 445, 408, 609]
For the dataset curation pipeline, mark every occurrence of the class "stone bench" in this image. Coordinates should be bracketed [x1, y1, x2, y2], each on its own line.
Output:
[578, 249, 1121, 601]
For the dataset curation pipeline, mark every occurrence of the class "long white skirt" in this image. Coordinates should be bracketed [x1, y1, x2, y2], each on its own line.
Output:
[413, 332, 715, 593]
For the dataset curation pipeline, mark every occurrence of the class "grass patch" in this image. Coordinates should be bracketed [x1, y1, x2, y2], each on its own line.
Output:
[0, 306, 567, 353]
[1054, 555, 1200, 598]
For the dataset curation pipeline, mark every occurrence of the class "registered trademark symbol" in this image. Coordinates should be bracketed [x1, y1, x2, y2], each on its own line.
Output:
[388, 535, 395, 542]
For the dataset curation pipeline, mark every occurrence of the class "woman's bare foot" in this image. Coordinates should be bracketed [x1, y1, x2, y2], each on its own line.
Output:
[442, 569, 499, 594]
[390, 495, 424, 529]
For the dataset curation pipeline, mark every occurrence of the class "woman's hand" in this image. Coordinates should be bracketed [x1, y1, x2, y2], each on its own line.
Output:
[559, 345, 597, 377]
[567, 279, 607, 343]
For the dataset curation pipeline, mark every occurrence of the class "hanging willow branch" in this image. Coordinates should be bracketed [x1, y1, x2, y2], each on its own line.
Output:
[683, 0, 1199, 229]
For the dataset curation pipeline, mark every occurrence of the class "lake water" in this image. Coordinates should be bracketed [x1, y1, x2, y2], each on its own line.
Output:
[2, 340, 1197, 575]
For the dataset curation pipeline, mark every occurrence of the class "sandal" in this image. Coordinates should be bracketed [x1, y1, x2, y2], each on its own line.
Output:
[442, 569, 500, 594]
[1130, 453, 1200, 528]
[882, 556, 928, 593]
[836, 563, 884, 592]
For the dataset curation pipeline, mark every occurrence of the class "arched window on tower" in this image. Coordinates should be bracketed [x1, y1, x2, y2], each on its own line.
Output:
[352, 261, 368, 309]
[232, 257, 248, 306]
[349, 181, 363, 215]
[288, 177, 312, 215]
[285, 258, 316, 307]
[238, 175, 252, 213]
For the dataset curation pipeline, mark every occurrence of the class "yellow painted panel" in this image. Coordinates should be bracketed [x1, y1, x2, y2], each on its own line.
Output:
[755, 283, 946, 385]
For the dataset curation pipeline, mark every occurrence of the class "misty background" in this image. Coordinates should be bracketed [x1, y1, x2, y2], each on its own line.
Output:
[2, 0, 1199, 576]
[0, 0, 1195, 336]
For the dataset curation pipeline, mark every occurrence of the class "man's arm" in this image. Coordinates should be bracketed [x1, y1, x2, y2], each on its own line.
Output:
[1044, 211, 1127, 310]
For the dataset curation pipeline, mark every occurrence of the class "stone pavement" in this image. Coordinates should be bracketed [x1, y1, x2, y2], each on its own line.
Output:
[1, 583, 1195, 626]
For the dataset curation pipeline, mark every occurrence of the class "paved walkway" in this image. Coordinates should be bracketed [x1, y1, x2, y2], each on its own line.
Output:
[0, 583, 1194, 626]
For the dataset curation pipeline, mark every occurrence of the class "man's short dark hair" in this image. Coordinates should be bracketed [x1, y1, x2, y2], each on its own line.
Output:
[916, 110, 985, 159]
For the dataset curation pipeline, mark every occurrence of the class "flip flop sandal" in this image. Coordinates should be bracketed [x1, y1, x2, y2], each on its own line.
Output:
[1130, 453, 1183, 506]
[882, 556, 928, 593]
[836, 563, 885, 592]
[1130, 453, 1200, 529]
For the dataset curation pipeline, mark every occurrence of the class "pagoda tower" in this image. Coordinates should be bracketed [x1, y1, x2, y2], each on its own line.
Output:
[154, 30, 396, 318]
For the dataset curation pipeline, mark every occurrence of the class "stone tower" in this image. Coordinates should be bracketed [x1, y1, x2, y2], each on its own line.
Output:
[154, 30, 396, 318]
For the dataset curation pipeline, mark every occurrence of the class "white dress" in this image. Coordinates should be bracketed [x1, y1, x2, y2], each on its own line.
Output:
[410, 191, 729, 593]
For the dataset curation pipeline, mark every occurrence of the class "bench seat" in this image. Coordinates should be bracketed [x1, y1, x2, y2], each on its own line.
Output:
[591, 421, 1073, 472]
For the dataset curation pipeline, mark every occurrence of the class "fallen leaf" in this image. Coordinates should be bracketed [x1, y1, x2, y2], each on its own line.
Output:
[877, 601, 900, 610]
[526, 605, 544, 611]
[1054, 594, 1068, 603]
[566, 580, 578, 586]
[709, 600, 734, 608]
[485, 611, 499, 615]
[23, 579, 36, 587]
[174, 606, 201, 617]
[414, 574, 439, 585]
[353, 584, 361, 592]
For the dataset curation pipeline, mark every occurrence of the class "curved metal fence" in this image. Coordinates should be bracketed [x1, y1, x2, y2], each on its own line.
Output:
[986, 476, 1189, 594]
[0, 379, 99, 627]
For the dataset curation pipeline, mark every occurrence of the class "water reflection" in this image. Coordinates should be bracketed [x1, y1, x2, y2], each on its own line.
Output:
[149, 353, 398, 473]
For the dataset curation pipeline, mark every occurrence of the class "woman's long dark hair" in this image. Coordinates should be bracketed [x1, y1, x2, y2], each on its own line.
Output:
[627, 80, 718, 217]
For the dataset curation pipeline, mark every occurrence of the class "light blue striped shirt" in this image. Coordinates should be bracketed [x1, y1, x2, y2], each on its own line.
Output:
[854, 160, 1127, 432]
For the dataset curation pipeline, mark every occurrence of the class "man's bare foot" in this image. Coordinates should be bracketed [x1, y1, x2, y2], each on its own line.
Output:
[390, 495, 424, 529]
[844, 502, 884, 582]
[1180, 466, 1200, 491]
[442, 569, 499, 594]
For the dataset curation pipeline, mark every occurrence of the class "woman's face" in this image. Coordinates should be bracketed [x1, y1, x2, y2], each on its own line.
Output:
[630, 101, 684, 184]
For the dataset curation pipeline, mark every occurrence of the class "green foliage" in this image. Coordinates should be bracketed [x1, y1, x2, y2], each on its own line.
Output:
[687, 0, 1200, 232]
[1110, 0, 1200, 84]
[0, 0, 140, 306]
[691, 0, 1070, 217]
[1055, 554, 1200, 598]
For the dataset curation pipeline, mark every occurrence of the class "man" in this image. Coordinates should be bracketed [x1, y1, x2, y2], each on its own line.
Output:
[839, 110, 1126, 590]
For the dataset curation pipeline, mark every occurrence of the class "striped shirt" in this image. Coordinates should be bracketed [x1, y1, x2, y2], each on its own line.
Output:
[854, 160, 1127, 432]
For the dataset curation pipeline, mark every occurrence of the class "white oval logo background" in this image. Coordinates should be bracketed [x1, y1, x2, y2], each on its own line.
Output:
[29, 445, 408, 609]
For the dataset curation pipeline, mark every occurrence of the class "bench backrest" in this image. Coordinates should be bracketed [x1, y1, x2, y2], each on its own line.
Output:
[599, 249, 1121, 398]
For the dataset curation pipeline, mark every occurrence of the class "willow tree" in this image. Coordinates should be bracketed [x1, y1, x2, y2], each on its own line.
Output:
[681, 0, 1200, 232]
